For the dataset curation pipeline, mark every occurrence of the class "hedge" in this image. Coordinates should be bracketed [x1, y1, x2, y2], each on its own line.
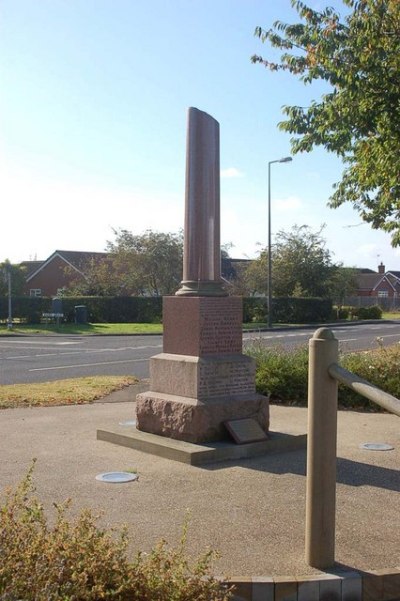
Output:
[242, 297, 332, 324]
[0, 296, 162, 324]
[1, 295, 333, 325]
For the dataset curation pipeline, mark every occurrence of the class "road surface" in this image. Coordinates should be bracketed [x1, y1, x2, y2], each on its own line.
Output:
[1, 321, 399, 385]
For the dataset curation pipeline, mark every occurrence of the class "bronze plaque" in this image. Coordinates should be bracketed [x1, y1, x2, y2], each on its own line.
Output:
[224, 418, 268, 445]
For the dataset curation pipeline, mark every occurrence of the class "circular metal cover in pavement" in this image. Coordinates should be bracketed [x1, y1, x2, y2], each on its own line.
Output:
[360, 442, 394, 451]
[95, 472, 138, 483]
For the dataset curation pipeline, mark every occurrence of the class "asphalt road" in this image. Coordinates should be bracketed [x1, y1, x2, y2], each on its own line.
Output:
[1, 321, 400, 385]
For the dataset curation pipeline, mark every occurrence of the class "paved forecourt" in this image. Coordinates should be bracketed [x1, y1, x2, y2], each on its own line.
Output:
[0, 384, 399, 600]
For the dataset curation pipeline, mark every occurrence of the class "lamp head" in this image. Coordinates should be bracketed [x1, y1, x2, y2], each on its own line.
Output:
[279, 156, 292, 163]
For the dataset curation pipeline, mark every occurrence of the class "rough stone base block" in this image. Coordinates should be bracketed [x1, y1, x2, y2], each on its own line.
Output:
[136, 391, 269, 443]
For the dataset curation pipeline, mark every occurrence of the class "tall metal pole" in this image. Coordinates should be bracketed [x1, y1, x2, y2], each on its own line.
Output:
[267, 157, 292, 329]
[267, 161, 273, 328]
[7, 267, 12, 330]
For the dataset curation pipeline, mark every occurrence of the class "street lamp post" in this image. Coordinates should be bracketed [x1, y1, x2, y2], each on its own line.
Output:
[7, 266, 12, 330]
[267, 156, 292, 328]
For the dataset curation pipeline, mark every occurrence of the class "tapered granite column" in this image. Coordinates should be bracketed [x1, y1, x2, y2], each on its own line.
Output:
[136, 108, 269, 443]
[176, 107, 226, 296]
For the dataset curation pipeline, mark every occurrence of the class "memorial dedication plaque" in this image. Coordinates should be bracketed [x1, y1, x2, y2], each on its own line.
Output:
[225, 418, 268, 444]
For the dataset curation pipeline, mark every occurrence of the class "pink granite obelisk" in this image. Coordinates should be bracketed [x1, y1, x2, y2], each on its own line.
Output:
[136, 108, 269, 443]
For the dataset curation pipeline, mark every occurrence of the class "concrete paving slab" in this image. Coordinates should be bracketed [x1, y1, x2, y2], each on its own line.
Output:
[0, 396, 398, 581]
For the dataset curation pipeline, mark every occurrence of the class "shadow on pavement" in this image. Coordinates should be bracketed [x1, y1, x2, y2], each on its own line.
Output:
[204, 450, 400, 492]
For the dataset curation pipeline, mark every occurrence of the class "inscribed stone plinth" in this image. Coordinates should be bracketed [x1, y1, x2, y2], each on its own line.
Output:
[149, 353, 255, 400]
[163, 296, 242, 356]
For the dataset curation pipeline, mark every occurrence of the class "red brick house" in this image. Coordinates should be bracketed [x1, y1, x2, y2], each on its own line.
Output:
[20, 250, 249, 298]
[356, 263, 400, 299]
[21, 250, 108, 297]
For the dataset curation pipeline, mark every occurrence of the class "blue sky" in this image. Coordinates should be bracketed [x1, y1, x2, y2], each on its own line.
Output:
[1, 0, 399, 271]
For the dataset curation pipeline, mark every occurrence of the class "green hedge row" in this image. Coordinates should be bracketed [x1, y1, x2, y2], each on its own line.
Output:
[243, 297, 332, 324]
[0, 296, 163, 324]
[0, 296, 333, 324]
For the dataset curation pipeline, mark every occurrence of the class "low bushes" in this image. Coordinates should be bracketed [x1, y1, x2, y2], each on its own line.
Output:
[332, 305, 383, 321]
[246, 339, 400, 410]
[350, 304, 382, 320]
[248, 341, 309, 403]
[339, 340, 400, 409]
[0, 463, 231, 601]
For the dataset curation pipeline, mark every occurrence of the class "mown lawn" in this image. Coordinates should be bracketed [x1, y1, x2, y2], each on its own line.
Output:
[0, 322, 163, 336]
[0, 376, 137, 409]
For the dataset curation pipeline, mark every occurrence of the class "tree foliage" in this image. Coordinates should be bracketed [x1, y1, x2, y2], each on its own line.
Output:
[239, 224, 343, 298]
[0, 261, 26, 296]
[252, 0, 400, 245]
[273, 225, 335, 297]
[65, 229, 183, 297]
[107, 229, 183, 296]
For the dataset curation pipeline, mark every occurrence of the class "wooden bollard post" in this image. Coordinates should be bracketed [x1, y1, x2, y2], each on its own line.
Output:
[305, 327, 339, 569]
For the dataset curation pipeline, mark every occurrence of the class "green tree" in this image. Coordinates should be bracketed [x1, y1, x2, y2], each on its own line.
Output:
[252, 0, 400, 245]
[63, 257, 120, 296]
[239, 250, 268, 297]
[107, 229, 183, 296]
[327, 265, 358, 304]
[0, 261, 27, 296]
[241, 225, 337, 298]
[65, 230, 183, 297]
[273, 225, 336, 297]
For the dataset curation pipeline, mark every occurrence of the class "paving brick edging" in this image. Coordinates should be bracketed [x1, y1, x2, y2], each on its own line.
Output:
[224, 567, 400, 601]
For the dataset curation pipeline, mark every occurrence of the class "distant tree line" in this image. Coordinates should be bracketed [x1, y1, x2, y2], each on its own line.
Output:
[1, 225, 358, 301]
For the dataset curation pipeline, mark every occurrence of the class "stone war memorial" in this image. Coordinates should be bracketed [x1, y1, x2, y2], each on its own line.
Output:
[135, 107, 269, 444]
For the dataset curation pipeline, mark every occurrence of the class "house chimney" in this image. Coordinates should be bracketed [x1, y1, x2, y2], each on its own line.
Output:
[378, 262, 385, 274]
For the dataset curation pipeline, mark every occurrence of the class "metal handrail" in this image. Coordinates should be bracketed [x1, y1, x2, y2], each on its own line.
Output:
[329, 363, 400, 417]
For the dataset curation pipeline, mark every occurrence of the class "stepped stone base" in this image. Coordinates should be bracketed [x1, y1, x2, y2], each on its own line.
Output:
[136, 390, 269, 443]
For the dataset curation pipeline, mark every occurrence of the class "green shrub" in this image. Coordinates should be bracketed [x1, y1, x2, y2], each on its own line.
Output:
[246, 338, 400, 410]
[333, 305, 351, 320]
[340, 341, 400, 409]
[0, 462, 232, 601]
[246, 340, 309, 403]
[351, 305, 382, 320]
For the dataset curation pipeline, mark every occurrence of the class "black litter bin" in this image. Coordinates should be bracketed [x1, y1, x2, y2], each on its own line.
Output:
[75, 305, 88, 324]
[52, 298, 63, 314]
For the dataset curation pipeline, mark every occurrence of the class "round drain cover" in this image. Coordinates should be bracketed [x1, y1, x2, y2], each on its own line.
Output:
[96, 472, 138, 483]
[119, 420, 137, 427]
[360, 442, 394, 451]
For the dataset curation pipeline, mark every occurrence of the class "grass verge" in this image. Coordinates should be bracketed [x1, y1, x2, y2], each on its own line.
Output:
[0, 376, 137, 409]
[0, 323, 163, 335]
